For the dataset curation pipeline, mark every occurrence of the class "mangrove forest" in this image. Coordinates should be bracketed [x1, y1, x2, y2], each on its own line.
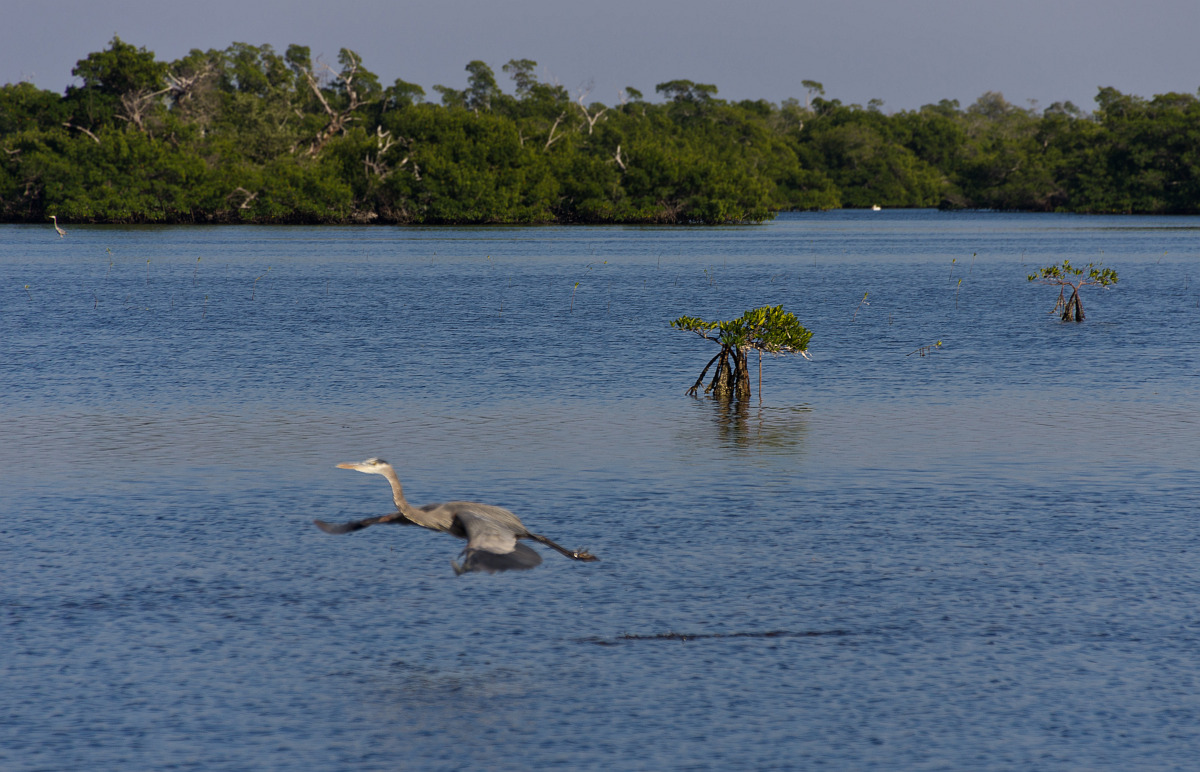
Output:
[4, 37, 1200, 225]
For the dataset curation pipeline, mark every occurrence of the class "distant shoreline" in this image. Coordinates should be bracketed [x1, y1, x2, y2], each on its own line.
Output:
[7, 40, 1199, 223]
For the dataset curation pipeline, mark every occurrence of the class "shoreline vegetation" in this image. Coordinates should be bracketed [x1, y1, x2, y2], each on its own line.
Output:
[3, 38, 1200, 226]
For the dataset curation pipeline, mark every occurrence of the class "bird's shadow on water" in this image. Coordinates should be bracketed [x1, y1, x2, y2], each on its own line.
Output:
[573, 629, 852, 646]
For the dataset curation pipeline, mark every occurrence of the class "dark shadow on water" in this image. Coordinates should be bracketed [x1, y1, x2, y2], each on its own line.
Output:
[575, 629, 850, 646]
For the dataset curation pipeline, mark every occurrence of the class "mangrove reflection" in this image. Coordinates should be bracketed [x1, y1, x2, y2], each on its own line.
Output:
[691, 396, 811, 454]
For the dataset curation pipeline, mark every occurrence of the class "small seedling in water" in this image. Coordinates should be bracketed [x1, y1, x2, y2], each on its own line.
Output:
[955, 279, 962, 309]
[24, 284, 33, 302]
[193, 257, 201, 286]
[948, 258, 957, 281]
[853, 291, 869, 321]
[252, 267, 271, 300]
[570, 281, 580, 312]
[907, 341, 943, 357]
[145, 259, 151, 284]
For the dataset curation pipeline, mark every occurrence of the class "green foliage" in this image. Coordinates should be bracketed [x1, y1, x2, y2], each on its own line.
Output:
[0, 83, 70, 134]
[383, 78, 425, 110]
[1026, 259, 1118, 287]
[672, 305, 813, 354]
[798, 102, 945, 207]
[655, 80, 719, 104]
[6, 40, 1200, 223]
[64, 36, 168, 130]
[70, 36, 167, 96]
[463, 61, 500, 111]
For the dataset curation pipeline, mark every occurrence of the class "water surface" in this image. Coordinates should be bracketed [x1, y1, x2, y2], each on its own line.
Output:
[3, 211, 1199, 769]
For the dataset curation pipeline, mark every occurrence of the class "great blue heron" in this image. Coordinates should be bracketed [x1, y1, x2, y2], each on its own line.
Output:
[49, 215, 66, 237]
[315, 458, 599, 574]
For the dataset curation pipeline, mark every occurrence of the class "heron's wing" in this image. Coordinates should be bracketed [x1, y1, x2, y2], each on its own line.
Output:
[451, 509, 543, 574]
[313, 512, 410, 534]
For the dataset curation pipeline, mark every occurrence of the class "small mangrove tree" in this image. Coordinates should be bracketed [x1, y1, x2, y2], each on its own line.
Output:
[1027, 260, 1118, 321]
[671, 305, 813, 400]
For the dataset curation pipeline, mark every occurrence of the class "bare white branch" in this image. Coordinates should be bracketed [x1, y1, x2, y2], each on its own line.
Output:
[62, 122, 101, 144]
[544, 112, 567, 151]
[575, 93, 608, 134]
[297, 55, 372, 156]
[229, 187, 259, 210]
[117, 86, 172, 132]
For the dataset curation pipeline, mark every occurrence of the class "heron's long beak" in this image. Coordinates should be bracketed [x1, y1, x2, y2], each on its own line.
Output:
[336, 462, 356, 470]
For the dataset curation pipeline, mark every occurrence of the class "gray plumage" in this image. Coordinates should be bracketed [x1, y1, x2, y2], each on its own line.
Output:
[315, 458, 598, 574]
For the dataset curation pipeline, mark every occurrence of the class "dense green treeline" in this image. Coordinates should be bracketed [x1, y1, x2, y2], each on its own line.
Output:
[3, 38, 1200, 224]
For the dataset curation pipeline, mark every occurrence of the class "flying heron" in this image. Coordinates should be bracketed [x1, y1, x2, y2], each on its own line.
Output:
[315, 458, 599, 574]
[49, 215, 66, 237]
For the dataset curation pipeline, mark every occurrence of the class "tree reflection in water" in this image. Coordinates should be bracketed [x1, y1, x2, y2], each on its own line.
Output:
[708, 397, 811, 453]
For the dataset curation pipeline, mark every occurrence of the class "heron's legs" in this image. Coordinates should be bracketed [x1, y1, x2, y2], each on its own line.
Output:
[527, 533, 599, 561]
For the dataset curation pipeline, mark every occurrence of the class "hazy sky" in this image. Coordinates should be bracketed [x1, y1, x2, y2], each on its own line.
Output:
[5, 0, 1199, 112]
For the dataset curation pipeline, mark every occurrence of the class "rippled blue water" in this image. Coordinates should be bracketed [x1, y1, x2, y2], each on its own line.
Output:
[2, 211, 1199, 770]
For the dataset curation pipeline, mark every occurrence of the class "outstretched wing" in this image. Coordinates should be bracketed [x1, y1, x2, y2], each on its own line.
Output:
[313, 512, 411, 534]
[451, 509, 543, 574]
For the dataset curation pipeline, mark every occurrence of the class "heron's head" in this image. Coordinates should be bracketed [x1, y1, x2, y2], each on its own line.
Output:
[336, 457, 391, 475]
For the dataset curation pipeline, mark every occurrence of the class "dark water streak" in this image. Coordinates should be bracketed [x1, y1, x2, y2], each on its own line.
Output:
[2, 211, 1199, 770]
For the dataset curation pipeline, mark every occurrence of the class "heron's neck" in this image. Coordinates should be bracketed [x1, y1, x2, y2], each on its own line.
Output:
[380, 467, 414, 514]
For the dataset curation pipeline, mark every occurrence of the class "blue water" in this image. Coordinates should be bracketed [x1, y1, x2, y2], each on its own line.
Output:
[2, 210, 1199, 770]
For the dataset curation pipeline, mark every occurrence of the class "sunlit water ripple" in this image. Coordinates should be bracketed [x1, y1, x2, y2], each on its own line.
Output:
[2, 211, 1199, 770]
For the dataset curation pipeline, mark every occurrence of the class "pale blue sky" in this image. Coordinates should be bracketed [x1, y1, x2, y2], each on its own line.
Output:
[5, 0, 1198, 112]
